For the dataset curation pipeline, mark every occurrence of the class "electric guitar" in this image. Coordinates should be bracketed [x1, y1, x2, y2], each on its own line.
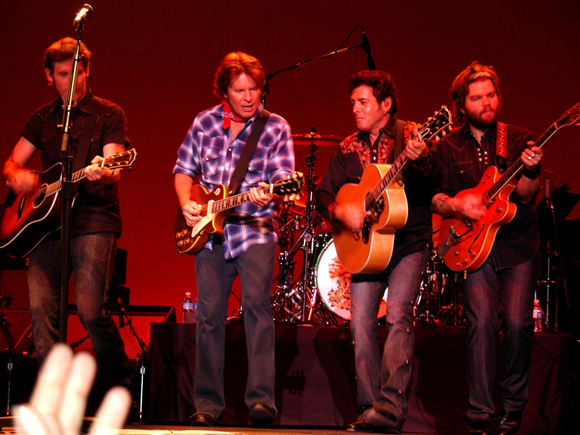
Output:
[0, 149, 137, 258]
[175, 175, 304, 255]
[332, 107, 452, 274]
[439, 100, 580, 272]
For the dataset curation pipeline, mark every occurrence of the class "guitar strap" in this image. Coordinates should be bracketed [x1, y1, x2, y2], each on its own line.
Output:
[496, 122, 508, 173]
[72, 96, 102, 172]
[393, 119, 406, 183]
[228, 109, 271, 195]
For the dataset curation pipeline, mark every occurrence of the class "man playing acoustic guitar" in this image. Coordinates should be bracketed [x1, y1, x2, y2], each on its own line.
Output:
[173, 52, 295, 427]
[316, 70, 438, 434]
[431, 62, 542, 435]
[1, 38, 134, 393]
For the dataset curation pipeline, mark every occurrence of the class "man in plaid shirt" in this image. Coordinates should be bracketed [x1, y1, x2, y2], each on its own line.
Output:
[173, 52, 294, 427]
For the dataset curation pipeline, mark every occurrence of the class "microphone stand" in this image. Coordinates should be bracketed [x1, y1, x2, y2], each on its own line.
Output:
[261, 41, 368, 107]
[59, 27, 87, 343]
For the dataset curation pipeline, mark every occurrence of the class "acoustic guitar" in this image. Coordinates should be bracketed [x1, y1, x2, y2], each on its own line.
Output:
[0, 149, 137, 258]
[332, 107, 452, 274]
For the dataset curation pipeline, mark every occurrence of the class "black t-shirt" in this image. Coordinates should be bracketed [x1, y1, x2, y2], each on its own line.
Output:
[21, 89, 130, 237]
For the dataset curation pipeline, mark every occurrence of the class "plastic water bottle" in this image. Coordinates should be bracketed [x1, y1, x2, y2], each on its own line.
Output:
[532, 299, 543, 332]
[182, 292, 196, 323]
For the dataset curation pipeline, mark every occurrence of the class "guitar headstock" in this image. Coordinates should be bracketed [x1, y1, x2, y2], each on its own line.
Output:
[418, 106, 453, 141]
[272, 172, 305, 197]
[102, 149, 137, 170]
[556, 100, 580, 128]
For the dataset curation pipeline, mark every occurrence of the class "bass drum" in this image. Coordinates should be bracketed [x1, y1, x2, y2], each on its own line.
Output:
[314, 234, 387, 320]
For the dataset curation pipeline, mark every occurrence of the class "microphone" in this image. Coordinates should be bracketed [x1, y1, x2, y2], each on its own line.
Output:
[544, 170, 552, 205]
[73, 4, 93, 31]
[361, 26, 376, 70]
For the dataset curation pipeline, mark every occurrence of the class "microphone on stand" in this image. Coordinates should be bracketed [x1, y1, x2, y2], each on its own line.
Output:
[73, 4, 93, 31]
[544, 170, 552, 208]
[360, 26, 376, 70]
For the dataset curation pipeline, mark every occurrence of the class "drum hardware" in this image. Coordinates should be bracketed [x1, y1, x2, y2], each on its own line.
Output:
[272, 130, 347, 325]
[414, 250, 446, 327]
[433, 270, 465, 327]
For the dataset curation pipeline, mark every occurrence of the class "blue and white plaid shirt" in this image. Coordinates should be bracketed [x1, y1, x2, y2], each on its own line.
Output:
[173, 104, 295, 259]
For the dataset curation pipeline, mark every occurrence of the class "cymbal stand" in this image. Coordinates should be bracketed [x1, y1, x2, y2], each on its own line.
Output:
[293, 133, 342, 324]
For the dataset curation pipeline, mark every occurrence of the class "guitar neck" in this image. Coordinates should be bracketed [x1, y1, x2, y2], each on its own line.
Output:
[484, 121, 561, 203]
[367, 152, 408, 210]
[46, 167, 89, 197]
[211, 190, 255, 213]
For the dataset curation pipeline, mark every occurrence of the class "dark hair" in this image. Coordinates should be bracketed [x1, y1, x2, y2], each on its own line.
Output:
[213, 52, 265, 100]
[347, 70, 399, 115]
[450, 61, 502, 123]
[44, 37, 92, 74]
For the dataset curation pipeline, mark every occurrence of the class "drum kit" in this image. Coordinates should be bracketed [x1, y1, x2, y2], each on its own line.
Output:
[270, 132, 465, 326]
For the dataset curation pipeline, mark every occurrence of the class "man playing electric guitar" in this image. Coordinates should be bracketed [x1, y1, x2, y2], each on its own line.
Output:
[316, 70, 437, 434]
[1, 38, 133, 393]
[173, 52, 294, 427]
[431, 62, 542, 435]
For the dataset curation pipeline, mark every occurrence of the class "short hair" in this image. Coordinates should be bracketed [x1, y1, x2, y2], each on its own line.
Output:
[44, 37, 92, 74]
[450, 61, 502, 124]
[347, 70, 399, 115]
[213, 52, 266, 100]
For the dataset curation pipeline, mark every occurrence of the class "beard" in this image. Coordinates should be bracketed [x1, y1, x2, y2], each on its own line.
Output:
[464, 106, 499, 130]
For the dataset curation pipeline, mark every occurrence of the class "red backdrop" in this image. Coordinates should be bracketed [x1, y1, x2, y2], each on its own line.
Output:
[1, 1, 579, 327]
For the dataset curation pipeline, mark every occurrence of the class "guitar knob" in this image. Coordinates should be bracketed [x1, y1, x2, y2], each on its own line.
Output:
[496, 206, 503, 212]
[175, 232, 182, 239]
[454, 251, 459, 256]
[184, 238, 191, 245]
[462, 258, 468, 264]
[177, 240, 183, 247]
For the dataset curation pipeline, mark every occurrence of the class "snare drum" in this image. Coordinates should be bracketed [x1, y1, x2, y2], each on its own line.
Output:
[314, 235, 387, 320]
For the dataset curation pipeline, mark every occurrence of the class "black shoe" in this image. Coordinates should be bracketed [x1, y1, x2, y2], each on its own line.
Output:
[346, 419, 374, 433]
[249, 402, 277, 424]
[361, 408, 401, 434]
[496, 410, 522, 435]
[189, 412, 218, 427]
[469, 418, 495, 435]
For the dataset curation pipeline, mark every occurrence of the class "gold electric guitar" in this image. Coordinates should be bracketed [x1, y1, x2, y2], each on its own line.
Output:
[175, 175, 304, 255]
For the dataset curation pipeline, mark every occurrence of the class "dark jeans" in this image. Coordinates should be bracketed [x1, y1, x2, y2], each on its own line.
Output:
[350, 248, 429, 427]
[28, 232, 133, 388]
[463, 255, 539, 421]
[194, 242, 277, 419]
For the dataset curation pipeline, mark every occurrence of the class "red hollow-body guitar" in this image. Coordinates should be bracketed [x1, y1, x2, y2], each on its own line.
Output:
[332, 107, 452, 274]
[439, 101, 580, 272]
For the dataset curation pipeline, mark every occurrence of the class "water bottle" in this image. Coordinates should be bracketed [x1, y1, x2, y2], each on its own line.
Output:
[532, 299, 543, 332]
[182, 292, 196, 323]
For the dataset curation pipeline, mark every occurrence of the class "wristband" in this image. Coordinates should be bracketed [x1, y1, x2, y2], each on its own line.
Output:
[523, 167, 540, 180]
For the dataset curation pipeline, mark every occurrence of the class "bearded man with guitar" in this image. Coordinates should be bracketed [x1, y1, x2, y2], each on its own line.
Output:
[316, 70, 438, 434]
[431, 62, 543, 435]
[173, 52, 295, 427]
[1, 38, 134, 392]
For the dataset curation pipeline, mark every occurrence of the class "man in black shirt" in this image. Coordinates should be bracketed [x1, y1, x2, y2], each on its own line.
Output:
[316, 70, 437, 434]
[2, 37, 133, 391]
[432, 62, 542, 435]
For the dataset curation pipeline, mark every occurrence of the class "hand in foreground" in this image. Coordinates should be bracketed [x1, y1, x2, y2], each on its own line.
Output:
[13, 344, 132, 435]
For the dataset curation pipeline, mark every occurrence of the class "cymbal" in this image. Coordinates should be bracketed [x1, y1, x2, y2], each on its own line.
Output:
[292, 133, 343, 146]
